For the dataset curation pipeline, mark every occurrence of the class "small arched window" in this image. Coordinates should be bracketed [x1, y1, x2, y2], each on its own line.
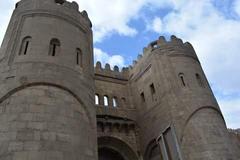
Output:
[19, 36, 31, 55]
[178, 73, 186, 87]
[140, 92, 145, 103]
[113, 97, 117, 107]
[104, 96, 109, 106]
[76, 48, 83, 67]
[95, 94, 99, 105]
[196, 73, 204, 87]
[49, 38, 60, 56]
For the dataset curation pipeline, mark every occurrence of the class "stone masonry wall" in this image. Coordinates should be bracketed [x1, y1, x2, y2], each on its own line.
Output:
[0, 85, 94, 160]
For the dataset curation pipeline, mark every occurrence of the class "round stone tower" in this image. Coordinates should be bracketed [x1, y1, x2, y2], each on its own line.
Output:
[161, 36, 235, 159]
[130, 36, 236, 160]
[0, 0, 97, 159]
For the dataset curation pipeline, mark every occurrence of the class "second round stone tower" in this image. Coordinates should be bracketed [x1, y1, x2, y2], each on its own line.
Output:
[129, 36, 236, 159]
[0, 0, 97, 159]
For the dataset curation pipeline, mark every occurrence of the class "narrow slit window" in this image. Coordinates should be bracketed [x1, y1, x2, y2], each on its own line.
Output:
[95, 94, 99, 105]
[113, 97, 117, 107]
[24, 41, 29, 55]
[140, 92, 145, 103]
[49, 38, 60, 56]
[52, 44, 56, 56]
[104, 96, 108, 106]
[76, 48, 83, 67]
[196, 73, 204, 87]
[150, 83, 156, 94]
[121, 97, 126, 104]
[179, 73, 186, 87]
[19, 36, 31, 55]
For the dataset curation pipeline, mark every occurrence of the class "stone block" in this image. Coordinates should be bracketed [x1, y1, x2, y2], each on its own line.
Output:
[13, 152, 28, 160]
[28, 151, 46, 160]
[27, 122, 47, 130]
[24, 141, 41, 151]
[29, 104, 45, 113]
[8, 141, 23, 152]
[17, 130, 34, 141]
[45, 151, 63, 160]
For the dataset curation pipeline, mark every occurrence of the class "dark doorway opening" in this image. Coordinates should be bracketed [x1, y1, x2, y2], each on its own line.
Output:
[98, 147, 125, 160]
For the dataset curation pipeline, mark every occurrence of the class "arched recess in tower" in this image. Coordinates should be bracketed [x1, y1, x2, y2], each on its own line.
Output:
[98, 136, 138, 160]
[181, 107, 234, 159]
[0, 85, 93, 159]
[98, 147, 125, 160]
[144, 139, 163, 160]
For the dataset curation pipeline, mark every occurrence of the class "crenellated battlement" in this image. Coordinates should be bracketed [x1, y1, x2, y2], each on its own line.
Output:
[16, 0, 79, 11]
[129, 35, 198, 69]
[15, 0, 92, 27]
[94, 61, 129, 80]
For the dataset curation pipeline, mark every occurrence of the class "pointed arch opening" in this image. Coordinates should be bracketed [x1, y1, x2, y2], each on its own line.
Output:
[113, 97, 117, 107]
[104, 95, 109, 106]
[49, 38, 60, 56]
[19, 36, 32, 55]
[95, 94, 99, 105]
[98, 136, 138, 160]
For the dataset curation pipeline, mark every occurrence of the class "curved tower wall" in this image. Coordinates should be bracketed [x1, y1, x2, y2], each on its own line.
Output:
[164, 36, 234, 159]
[163, 37, 230, 159]
[130, 36, 235, 159]
[0, 0, 96, 159]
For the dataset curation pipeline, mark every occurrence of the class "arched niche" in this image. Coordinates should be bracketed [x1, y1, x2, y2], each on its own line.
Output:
[181, 107, 233, 159]
[0, 84, 94, 159]
[99, 147, 125, 160]
[144, 139, 163, 160]
[98, 136, 138, 160]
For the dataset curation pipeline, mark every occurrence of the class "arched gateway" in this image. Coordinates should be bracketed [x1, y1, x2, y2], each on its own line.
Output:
[98, 136, 138, 160]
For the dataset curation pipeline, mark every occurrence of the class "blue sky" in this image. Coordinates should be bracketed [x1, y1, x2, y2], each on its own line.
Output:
[0, 0, 240, 129]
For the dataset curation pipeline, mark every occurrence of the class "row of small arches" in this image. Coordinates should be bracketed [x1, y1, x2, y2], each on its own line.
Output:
[95, 94, 127, 108]
[19, 36, 83, 66]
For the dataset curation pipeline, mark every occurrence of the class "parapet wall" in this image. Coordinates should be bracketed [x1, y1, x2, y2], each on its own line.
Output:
[129, 35, 198, 71]
[94, 35, 198, 81]
[15, 0, 92, 28]
[94, 61, 129, 80]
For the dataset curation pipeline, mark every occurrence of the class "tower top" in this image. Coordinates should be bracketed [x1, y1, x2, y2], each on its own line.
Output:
[15, 0, 92, 27]
[129, 35, 198, 70]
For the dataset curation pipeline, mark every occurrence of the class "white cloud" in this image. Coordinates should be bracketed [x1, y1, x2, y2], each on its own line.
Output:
[234, 0, 240, 16]
[219, 98, 240, 129]
[75, 0, 185, 43]
[148, 0, 240, 95]
[1, 0, 146, 44]
[0, 1, 15, 46]
[0, 0, 194, 44]
[94, 48, 125, 68]
[76, 0, 147, 42]
[147, 17, 163, 33]
[147, 0, 240, 128]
